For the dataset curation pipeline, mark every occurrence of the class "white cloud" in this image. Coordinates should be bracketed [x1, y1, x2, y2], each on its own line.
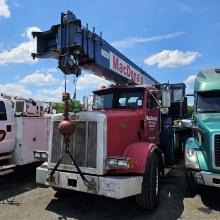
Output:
[0, 0, 10, 18]
[0, 82, 64, 102]
[19, 73, 57, 85]
[183, 74, 197, 96]
[0, 67, 62, 102]
[144, 49, 201, 68]
[0, 26, 41, 65]
[34, 86, 65, 102]
[111, 32, 184, 49]
[0, 73, 110, 102]
[185, 87, 194, 95]
[0, 83, 32, 98]
[77, 74, 111, 90]
[184, 75, 197, 84]
[19, 68, 59, 85]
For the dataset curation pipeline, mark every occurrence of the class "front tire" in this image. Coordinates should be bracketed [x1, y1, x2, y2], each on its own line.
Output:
[186, 170, 199, 195]
[136, 152, 160, 211]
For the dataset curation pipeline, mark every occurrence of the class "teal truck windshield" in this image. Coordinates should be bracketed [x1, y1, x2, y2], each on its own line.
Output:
[93, 90, 143, 110]
[197, 91, 220, 113]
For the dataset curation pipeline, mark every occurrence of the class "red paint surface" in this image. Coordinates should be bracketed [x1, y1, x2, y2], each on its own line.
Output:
[109, 142, 156, 174]
[105, 109, 144, 156]
[123, 142, 156, 174]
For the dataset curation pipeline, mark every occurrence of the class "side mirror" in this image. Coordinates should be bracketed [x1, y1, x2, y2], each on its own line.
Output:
[83, 96, 89, 111]
[161, 90, 171, 108]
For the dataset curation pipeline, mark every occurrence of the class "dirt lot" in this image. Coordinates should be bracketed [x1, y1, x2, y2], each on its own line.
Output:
[0, 162, 220, 220]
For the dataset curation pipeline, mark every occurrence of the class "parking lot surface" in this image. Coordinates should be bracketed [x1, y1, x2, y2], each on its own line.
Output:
[0, 162, 220, 220]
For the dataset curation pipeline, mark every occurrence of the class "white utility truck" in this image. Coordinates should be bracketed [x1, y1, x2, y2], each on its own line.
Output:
[0, 95, 50, 175]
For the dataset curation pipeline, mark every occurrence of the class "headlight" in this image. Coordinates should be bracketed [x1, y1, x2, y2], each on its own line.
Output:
[192, 126, 205, 146]
[117, 159, 129, 168]
[106, 157, 135, 169]
[107, 159, 118, 168]
[34, 152, 41, 159]
[197, 132, 202, 145]
[34, 151, 48, 161]
[185, 149, 199, 169]
[41, 152, 48, 159]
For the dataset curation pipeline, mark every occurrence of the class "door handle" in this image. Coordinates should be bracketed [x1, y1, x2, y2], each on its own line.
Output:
[6, 125, 11, 132]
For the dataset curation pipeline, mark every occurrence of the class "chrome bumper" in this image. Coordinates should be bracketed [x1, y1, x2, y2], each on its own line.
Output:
[192, 170, 220, 187]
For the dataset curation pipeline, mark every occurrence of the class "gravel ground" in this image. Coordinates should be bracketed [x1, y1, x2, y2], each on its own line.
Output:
[0, 162, 220, 220]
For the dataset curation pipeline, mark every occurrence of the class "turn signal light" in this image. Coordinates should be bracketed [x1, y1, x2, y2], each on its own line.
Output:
[0, 130, 6, 141]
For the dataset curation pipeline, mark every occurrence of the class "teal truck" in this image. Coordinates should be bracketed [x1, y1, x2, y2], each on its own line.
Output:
[185, 68, 220, 192]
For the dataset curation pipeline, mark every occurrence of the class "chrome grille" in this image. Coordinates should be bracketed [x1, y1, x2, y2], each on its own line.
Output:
[51, 120, 97, 168]
[214, 134, 220, 167]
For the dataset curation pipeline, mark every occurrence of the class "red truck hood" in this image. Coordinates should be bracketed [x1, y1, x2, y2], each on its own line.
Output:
[100, 109, 144, 156]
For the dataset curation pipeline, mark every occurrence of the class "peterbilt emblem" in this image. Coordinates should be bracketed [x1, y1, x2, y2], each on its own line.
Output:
[70, 114, 80, 120]
[120, 123, 127, 128]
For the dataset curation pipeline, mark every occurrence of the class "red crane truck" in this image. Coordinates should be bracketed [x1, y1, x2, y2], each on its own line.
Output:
[32, 11, 190, 211]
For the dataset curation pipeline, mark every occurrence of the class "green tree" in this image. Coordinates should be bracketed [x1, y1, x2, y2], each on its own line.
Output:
[187, 105, 194, 118]
[69, 100, 82, 112]
[53, 100, 82, 113]
[53, 102, 64, 113]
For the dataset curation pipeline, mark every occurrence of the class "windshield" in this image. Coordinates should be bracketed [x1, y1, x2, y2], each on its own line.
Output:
[93, 90, 143, 110]
[0, 101, 7, 120]
[197, 91, 220, 113]
[172, 88, 183, 102]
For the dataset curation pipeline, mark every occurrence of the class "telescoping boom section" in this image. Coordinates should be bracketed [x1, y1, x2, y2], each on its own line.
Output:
[32, 11, 158, 86]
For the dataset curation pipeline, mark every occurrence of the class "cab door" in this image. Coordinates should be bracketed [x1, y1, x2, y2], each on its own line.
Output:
[0, 100, 16, 154]
[145, 91, 160, 144]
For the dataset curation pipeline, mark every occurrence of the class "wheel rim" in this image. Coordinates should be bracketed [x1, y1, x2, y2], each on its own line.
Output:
[155, 166, 159, 196]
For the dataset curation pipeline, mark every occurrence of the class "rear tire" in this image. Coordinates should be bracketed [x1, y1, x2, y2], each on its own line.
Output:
[136, 152, 160, 211]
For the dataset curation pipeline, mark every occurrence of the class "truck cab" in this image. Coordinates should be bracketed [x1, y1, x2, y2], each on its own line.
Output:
[92, 86, 160, 148]
[185, 68, 220, 191]
[0, 99, 16, 156]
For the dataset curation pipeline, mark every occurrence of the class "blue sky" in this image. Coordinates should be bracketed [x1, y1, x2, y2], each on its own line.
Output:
[0, 0, 219, 104]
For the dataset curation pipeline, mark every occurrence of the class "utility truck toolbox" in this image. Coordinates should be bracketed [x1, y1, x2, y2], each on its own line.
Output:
[12, 117, 49, 165]
[14, 99, 44, 116]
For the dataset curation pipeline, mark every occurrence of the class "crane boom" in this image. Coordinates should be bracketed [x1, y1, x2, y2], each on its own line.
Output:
[32, 10, 158, 85]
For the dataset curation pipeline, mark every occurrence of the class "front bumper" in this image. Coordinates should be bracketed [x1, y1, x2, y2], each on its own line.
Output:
[191, 170, 220, 187]
[36, 164, 143, 199]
